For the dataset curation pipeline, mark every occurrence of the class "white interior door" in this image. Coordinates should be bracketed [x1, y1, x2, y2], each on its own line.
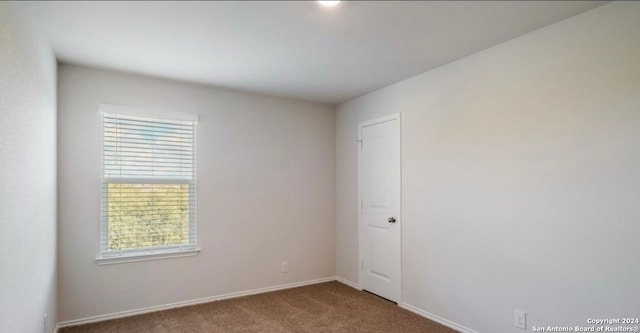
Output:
[359, 114, 401, 303]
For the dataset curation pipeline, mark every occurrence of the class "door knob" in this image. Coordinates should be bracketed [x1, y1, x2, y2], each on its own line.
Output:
[388, 217, 396, 223]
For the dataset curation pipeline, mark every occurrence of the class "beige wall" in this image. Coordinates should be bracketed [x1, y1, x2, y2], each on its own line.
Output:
[0, 2, 58, 333]
[57, 64, 336, 322]
[337, 2, 640, 332]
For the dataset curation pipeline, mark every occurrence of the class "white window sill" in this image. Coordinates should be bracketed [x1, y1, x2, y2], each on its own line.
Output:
[96, 248, 200, 265]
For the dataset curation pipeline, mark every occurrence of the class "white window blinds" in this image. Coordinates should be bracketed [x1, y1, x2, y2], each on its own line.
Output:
[100, 106, 197, 258]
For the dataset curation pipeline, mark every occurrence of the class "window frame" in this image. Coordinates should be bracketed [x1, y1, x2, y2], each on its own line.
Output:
[96, 104, 199, 265]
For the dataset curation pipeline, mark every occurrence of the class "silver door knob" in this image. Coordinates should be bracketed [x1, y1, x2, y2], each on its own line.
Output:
[388, 217, 396, 223]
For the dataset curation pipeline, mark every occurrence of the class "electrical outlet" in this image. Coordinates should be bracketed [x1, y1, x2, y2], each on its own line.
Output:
[281, 261, 288, 273]
[43, 313, 48, 333]
[514, 309, 526, 330]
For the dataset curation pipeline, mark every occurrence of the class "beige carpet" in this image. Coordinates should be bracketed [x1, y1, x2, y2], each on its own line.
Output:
[60, 281, 457, 333]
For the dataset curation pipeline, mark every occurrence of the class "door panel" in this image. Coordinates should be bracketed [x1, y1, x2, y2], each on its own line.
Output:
[369, 226, 392, 281]
[360, 115, 400, 302]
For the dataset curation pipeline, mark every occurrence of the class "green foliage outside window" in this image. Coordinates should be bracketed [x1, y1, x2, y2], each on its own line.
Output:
[107, 183, 190, 251]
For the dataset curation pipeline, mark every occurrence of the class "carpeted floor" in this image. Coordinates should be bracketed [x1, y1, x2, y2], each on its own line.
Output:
[59, 281, 457, 333]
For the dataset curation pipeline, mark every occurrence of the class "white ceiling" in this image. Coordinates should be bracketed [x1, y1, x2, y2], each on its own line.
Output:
[31, 1, 606, 105]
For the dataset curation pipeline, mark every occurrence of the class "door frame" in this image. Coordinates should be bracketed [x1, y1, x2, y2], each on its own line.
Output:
[357, 113, 402, 301]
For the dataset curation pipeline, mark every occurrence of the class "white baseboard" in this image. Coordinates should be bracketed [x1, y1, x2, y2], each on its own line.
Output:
[57, 276, 335, 329]
[335, 276, 362, 290]
[399, 302, 479, 333]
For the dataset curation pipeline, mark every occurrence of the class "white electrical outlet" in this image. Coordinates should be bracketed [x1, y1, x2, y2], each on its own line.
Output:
[43, 313, 48, 333]
[281, 261, 288, 273]
[514, 309, 526, 330]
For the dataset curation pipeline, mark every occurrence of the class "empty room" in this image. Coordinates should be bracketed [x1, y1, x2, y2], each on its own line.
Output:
[1, 1, 639, 332]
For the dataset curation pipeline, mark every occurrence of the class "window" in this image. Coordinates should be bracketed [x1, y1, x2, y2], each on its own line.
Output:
[99, 104, 198, 263]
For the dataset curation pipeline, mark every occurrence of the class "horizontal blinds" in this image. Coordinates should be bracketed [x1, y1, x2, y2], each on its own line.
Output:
[101, 112, 197, 254]
[103, 113, 195, 179]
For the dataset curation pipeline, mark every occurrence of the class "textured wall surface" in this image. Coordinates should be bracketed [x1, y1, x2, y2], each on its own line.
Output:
[57, 64, 336, 322]
[337, 2, 640, 332]
[0, 2, 58, 333]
